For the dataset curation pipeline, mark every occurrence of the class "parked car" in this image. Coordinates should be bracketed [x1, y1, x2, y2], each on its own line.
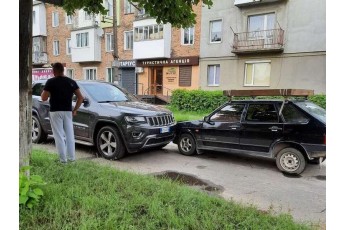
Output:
[173, 98, 326, 174]
[32, 79, 176, 160]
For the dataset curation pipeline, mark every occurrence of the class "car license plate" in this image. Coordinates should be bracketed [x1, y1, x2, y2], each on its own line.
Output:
[160, 127, 170, 133]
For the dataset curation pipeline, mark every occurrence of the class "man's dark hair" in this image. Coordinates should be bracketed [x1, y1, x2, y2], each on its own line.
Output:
[52, 62, 64, 73]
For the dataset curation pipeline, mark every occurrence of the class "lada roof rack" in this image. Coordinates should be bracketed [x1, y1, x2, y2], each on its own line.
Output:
[223, 89, 314, 116]
[223, 89, 314, 99]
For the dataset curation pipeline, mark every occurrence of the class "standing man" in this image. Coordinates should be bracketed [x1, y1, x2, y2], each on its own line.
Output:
[41, 62, 84, 163]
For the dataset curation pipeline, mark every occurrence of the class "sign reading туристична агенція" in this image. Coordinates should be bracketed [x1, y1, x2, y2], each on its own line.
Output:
[136, 56, 199, 67]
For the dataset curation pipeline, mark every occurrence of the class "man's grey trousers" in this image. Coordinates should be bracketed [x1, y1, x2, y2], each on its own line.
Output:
[49, 111, 75, 163]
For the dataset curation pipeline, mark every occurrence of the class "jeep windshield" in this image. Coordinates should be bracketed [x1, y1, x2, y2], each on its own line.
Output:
[80, 82, 137, 103]
[294, 101, 326, 124]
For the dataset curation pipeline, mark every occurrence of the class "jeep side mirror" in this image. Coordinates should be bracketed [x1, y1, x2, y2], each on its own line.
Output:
[83, 98, 90, 107]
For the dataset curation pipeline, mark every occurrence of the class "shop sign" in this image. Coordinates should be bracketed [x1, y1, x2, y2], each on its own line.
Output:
[137, 56, 199, 67]
[118, 60, 136, 68]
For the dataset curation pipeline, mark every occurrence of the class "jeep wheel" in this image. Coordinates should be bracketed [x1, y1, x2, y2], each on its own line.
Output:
[96, 126, 125, 160]
[32, 115, 47, 143]
[276, 148, 306, 175]
[178, 134, 196, 156]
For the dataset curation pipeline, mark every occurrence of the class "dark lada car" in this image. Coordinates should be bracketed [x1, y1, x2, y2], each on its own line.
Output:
[173, 99, 326, 174]
[32, 79, 176, 160]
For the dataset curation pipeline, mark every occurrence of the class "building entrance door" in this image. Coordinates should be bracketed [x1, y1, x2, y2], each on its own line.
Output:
[150, 67, 163, 95]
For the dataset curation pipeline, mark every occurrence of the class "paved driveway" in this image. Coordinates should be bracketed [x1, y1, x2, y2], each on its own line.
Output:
[34, 140, 326, 226]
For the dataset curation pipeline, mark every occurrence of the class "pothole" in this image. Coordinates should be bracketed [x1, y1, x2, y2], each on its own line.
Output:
[282, 173, 302, 178]
[153, 171, 224, 194]
[314, 175, 326, 181]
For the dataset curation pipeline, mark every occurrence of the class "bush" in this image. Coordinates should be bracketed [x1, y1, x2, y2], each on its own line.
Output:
[170, 89, 326, 112]
[19, 166, 46, 209]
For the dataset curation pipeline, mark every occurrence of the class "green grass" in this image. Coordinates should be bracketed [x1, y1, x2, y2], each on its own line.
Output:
[167, 106, 210, 122]
[20, 150, 315, 230]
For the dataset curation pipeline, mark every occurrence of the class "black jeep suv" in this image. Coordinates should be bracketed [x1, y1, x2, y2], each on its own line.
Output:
[174, 97, 326, 174]
[32, 79, 176, 159]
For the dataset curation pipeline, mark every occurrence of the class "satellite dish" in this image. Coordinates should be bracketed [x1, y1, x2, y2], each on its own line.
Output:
[97, 28, 104, 37]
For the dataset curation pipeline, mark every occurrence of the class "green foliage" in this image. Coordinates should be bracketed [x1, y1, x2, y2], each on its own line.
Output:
[131, 0, 213, 28]
[19, 166, 46, 209]
[170, 89, 228, 112]
[62, 0, 107, 16]
[170, 89, 326, 112]
[308, 94, 326, 109]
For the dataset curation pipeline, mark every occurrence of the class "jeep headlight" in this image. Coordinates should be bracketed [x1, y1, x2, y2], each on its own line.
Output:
[125, 116, 147, 123]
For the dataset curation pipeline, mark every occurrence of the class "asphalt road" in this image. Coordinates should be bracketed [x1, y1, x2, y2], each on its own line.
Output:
[34, 140, 326, 226]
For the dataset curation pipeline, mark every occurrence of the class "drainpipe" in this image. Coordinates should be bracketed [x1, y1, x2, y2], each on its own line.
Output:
[112, 0, 119, 83]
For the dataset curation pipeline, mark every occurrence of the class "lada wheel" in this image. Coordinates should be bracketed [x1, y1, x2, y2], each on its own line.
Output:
[32, 115, 47, 143]
[178, 134, 196, 156]
[276, 148, 306, 175]
[96, 126, 125, 160]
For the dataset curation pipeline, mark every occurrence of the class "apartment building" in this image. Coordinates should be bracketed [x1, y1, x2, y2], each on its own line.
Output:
[120, 1, 202, 99]
[199, 0, 326, 93]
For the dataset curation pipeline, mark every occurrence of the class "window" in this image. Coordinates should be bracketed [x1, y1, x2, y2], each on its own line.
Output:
[244, 61, 271, 86]
[66, 14, 72, 24]
[66, 38, 71, 55]
[134, 24, 163, 41]
[84, 68, 97, 80]
[106, 0, 113, 16]
[32, 83, 44, 96]
[107, 67, 115, 82]
[248, 13, 275, 32]
[210, 104, 245, 122]
[33, 11, 36, 24]
[52, 12, 59, 27]
[53, 40, 59, 56]
[207, 65, 220, 86]
[76, 32, 89, 47]
[124, 31, 133, 50]
[182, 27, 194, 45]
[245, 104, 278, 122]
[124, 0, 134, 14]
[282, 104, 309, 123]
[66, 69, 75, 79]
[106, 33, 114, 52]
[84, 11, 92, 20]
[179, 66, 192, 86]
[210, 20, 222, 43]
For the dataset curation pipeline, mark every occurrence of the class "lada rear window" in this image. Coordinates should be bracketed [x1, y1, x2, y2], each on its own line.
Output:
[294, 101, 326, 124]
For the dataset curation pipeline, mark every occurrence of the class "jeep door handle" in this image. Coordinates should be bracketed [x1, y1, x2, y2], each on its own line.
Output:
[269, 126, 282, 131]
[229, 125, 240, 130]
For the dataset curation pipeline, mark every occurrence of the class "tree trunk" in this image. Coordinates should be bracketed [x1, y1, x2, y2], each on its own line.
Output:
[19, 0, 33, 168]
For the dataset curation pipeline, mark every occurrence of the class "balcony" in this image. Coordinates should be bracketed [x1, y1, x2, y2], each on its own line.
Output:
[134, 9, 151, 21]
[72, 11, 100, 30]
[33, 52, 48, 65]
[234, 0, 284, 7]
[71, 28, 102, 63]
[232, 29, 284, 54]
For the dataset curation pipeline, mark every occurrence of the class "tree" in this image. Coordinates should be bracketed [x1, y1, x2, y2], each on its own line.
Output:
[19, 0, 213, 168]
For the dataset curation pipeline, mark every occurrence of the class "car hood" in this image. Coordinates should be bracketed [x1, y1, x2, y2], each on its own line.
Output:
[100, 101, 172, 115]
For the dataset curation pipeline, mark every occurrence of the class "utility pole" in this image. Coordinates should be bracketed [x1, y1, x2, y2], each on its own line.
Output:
[112, 0, 119, 83]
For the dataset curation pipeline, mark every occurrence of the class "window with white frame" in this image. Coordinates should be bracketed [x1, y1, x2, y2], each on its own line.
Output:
[52, 12, 59, 27]
[76, 32, 89, 47]
[124, 0, 135, 14]
[84, 68, 97, 80]
[33, 11, 36, 24]
[134, 24, 163, 41]
[207, 65, 220, 86]
[107, 67, 115, 82]
[53, 40, 60, 56]
[182, 27, 194, 45]
[248, 13, 275, 32]
[66, 69, 74, 79]
[66, 14, 72, 24]
[106, 0, 113, 16]
[124, 31, 133, 50]
[106, 33, 114, 52]
[84, 11, 92, 20]
[66, 38, 71, 55]
[244, 61, 271, 86]
[210, 20, 222, 43]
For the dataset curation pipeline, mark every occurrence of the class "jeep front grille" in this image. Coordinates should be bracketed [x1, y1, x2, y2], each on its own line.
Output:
[147, 114, 175, 127]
